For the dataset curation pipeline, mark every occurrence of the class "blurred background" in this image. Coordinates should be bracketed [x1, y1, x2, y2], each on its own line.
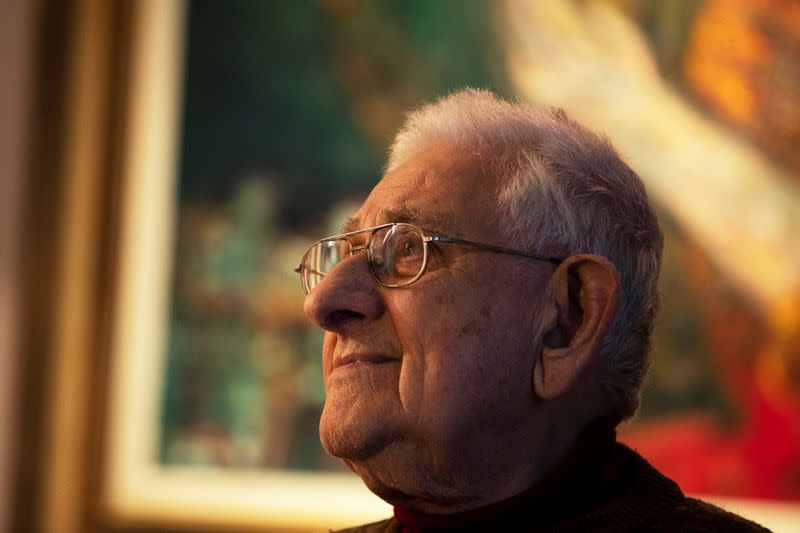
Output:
[2, 0, 799, 532]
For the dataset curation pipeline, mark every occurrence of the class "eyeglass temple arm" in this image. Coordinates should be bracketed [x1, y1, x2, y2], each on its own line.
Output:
[428, 236, 562, 264]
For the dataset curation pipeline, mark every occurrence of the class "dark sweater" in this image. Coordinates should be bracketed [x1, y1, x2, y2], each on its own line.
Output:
[331, 422, 772, 532]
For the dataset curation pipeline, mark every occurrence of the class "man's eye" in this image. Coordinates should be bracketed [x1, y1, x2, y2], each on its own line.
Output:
[400, 239, 421, 257]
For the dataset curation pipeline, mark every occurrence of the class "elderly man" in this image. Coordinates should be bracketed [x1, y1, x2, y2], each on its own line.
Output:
[296, 89, 769, 532]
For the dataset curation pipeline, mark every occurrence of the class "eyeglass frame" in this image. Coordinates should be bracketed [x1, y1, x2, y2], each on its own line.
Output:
[295, 222, 564, 294]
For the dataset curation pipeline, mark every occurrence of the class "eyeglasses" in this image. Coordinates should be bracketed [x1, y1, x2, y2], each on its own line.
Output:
[295, 222, 562, 295]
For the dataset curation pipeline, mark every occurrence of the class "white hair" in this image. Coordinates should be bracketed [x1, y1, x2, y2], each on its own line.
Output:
[387, 88, 664, 419]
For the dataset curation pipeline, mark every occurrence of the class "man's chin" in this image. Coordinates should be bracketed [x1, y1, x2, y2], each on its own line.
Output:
[320, 421, 382, 461]
[319, 409, 398, 461]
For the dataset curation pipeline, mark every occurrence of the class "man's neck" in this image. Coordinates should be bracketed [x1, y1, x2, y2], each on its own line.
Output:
[392, 415, 623, 529]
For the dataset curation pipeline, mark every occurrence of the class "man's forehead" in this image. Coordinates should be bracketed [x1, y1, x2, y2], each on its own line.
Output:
[341, 145, 499, 236]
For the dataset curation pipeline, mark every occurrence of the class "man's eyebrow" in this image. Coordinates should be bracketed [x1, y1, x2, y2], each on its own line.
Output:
[339, 208, 451, 235]
[340, 216, 361, 234]
[381, 208, 451, 233]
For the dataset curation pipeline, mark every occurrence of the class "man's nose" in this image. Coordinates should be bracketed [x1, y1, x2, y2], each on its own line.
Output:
[303, 252, 385, 333]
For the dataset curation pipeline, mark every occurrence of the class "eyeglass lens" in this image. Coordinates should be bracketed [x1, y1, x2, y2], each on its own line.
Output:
[300, 224, 427, 293]
[301, 238, 348, 293]
[369, 224, 426, 285]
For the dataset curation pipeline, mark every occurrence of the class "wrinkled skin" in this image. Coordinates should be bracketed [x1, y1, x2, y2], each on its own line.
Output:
[303, 145, 561, 513]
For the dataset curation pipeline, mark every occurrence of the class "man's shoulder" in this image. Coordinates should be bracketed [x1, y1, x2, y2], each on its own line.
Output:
[329, 517, 398, 533]
[642, 496, 773, 532]
[616, 444, 772, 532]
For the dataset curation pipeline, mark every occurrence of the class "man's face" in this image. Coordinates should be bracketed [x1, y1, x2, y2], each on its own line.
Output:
[303, 144, 555, 501]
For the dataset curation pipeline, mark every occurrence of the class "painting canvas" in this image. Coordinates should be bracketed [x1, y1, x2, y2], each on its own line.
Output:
[105, 1, 800, 530]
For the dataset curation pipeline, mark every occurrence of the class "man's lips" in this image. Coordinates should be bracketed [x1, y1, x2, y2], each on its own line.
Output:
[332, 353, 397, 370]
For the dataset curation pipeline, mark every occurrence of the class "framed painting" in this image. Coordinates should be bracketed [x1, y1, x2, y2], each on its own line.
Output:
[95, 1, 800, 532]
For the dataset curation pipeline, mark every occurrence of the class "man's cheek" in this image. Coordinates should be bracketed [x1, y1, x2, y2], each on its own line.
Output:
[322, 332, 337, 379]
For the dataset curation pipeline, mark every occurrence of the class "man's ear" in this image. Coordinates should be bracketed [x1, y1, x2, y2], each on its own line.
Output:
[533, 254, 620, 400]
